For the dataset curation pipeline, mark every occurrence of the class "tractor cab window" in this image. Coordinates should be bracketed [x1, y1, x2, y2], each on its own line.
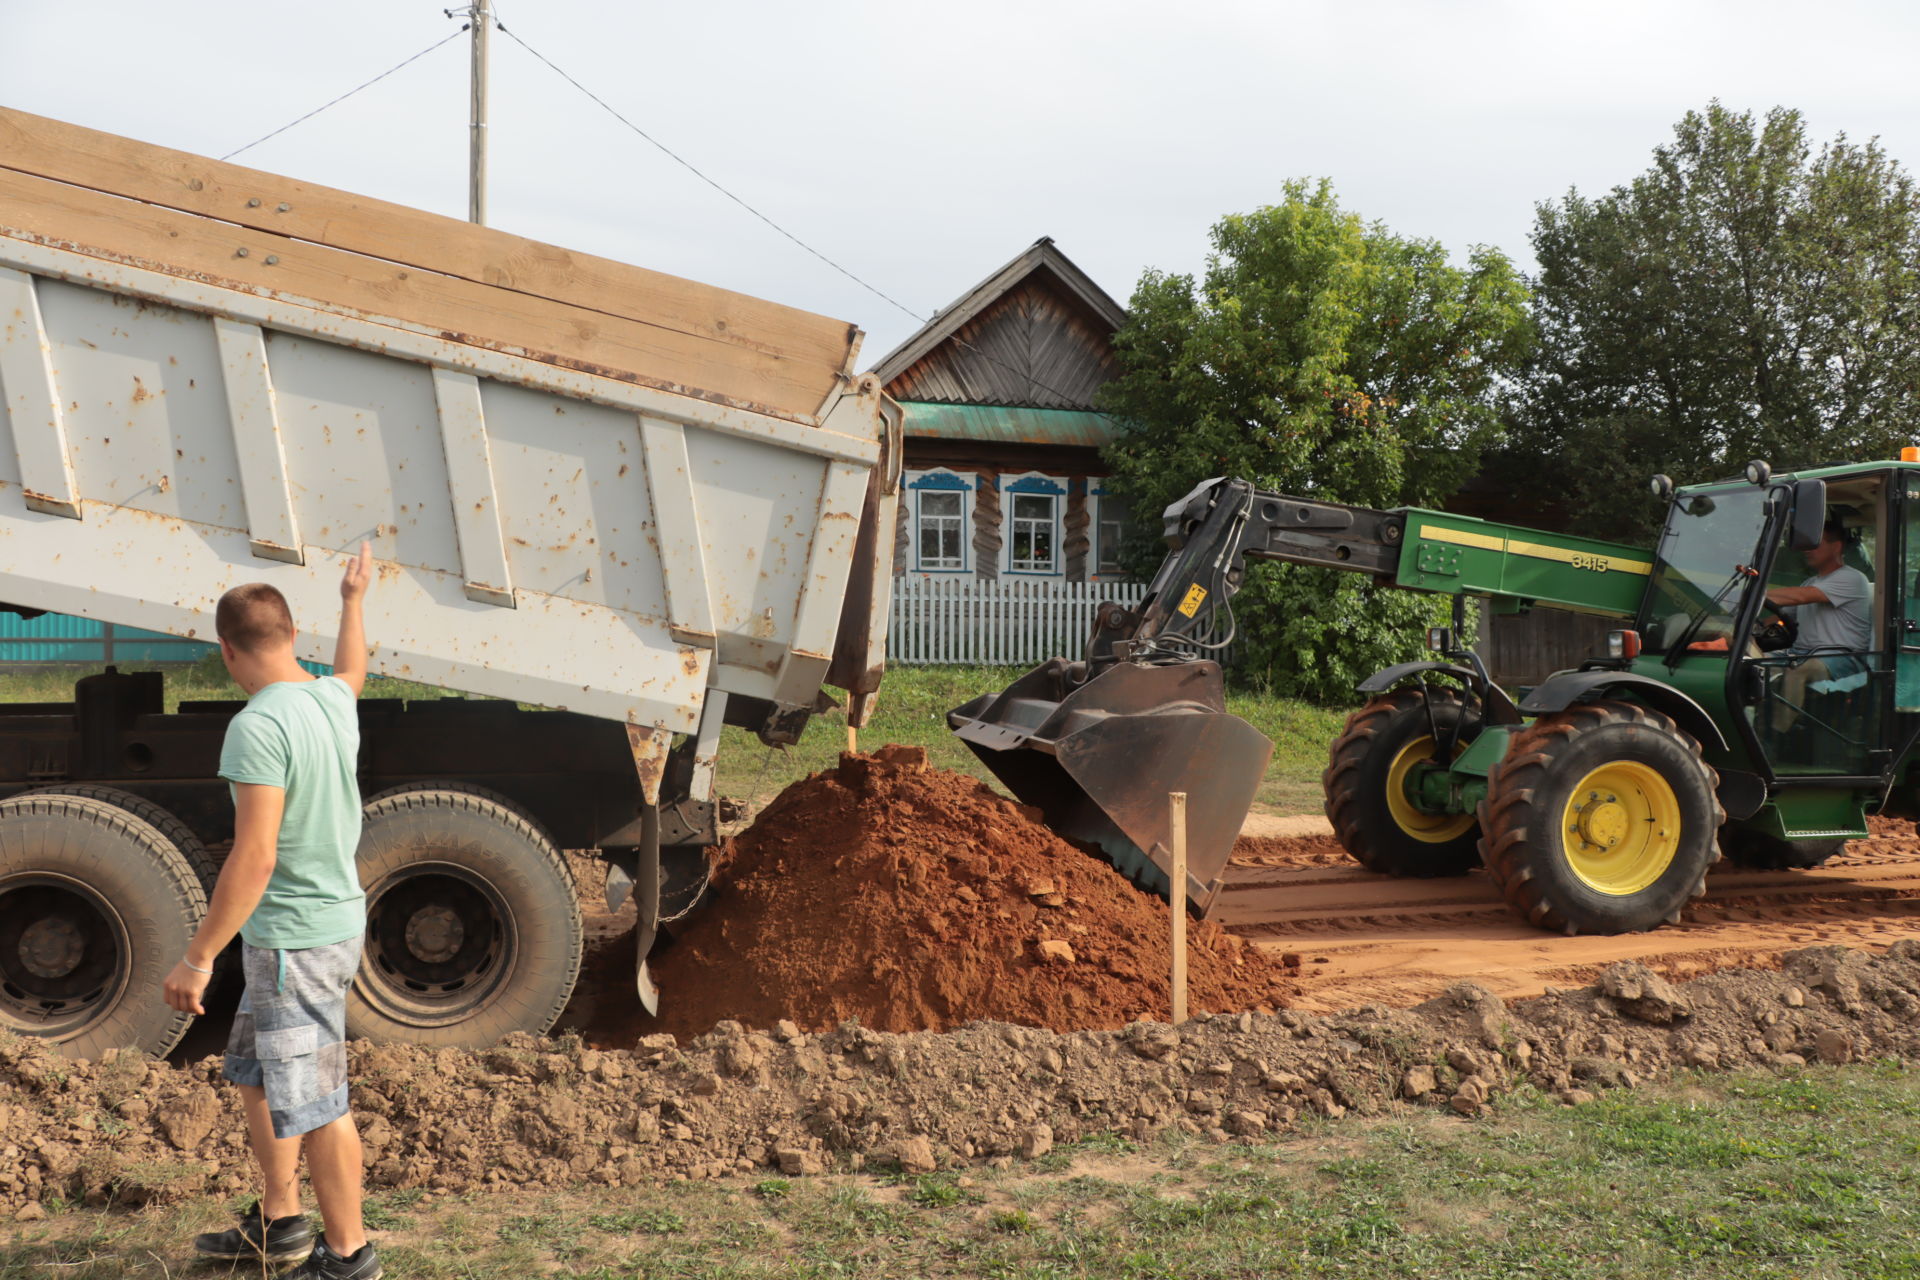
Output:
[1750, 478, 1890, 777]
[1642, 486, 1771, 655]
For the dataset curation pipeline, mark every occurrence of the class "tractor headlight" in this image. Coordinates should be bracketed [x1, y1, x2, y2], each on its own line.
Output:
[1426, 626, 1453, 653]
[1606, 629, 1642, 660]
[1744, 459, 1772, 485]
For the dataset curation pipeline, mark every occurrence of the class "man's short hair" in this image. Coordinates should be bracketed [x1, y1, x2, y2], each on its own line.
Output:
[1823, 519, 1849, 544]
[215, 583, 294, 654]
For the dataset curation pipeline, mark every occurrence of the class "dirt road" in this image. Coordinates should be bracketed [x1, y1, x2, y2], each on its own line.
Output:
[1223, 823, 1920, 1010]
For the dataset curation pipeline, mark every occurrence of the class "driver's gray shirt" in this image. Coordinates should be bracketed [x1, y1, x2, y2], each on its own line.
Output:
[1783, 566, 1873, 654]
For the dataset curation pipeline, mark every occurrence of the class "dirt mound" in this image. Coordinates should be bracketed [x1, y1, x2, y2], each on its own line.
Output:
[6, 944, 1920, 1211]
[637, 748, 1298, 1042]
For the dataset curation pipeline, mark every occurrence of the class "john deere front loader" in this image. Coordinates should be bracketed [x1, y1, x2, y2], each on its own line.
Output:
[953, 459, 1918, 935]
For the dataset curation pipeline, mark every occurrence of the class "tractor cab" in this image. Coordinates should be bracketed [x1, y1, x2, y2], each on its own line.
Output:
[1636, 461, 1914, 790]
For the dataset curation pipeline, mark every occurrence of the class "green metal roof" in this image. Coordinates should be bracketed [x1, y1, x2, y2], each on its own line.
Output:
[899, 401, 1116, 449]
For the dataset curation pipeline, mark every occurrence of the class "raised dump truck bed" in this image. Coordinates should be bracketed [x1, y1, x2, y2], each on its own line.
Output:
[0, 108, 899, 1057]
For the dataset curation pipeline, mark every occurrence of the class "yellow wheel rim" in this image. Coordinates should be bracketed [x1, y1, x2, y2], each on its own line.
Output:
[1560, 762, 1682, 895]
[1385, 736, 1476, 843]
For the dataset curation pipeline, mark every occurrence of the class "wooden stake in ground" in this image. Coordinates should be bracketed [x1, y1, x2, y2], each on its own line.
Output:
[1169, 790, 1188, 1024]
[846, 724, 858, 753]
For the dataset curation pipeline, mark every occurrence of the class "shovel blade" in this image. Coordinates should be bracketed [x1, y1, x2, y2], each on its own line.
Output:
[951, 660, 1273, 915]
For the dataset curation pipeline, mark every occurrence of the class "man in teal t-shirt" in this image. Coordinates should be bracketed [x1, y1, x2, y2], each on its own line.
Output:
[162, 544, 380, 1280]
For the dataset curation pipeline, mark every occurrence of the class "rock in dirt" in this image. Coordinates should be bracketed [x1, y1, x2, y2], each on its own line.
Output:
[775, 1146, 823, 1177]
[15, 1201, 45, 1222]
[638, 751, 1297, 1041]
[1018, 1124, 1054, 1159]
[155, 1086, 220, 1151]
[1815, 1028, 1856, 1064]
[1598, 962, 1692, 1023]
[894, 1135, 937, 1174]
[1401, 1066, 1437, 1099]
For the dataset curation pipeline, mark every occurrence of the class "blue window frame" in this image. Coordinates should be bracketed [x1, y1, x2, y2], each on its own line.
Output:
[908, 470, 972, 572]
[1003, 474, 1066, 575]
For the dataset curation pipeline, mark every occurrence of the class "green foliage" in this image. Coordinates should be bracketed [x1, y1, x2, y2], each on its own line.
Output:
[1516, 101, 1920, 540]
[1100, 181, 1531, 702]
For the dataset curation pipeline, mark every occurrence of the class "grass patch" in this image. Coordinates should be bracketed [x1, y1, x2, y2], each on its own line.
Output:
[12, 1065, 1920, 1277]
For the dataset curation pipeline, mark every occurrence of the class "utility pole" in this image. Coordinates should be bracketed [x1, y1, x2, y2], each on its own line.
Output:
[468, 0, 490, 224]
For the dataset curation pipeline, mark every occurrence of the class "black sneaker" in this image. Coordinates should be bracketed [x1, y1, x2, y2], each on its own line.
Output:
[191, 1201, 314, 1263]
[285, 1234, 381, 1280]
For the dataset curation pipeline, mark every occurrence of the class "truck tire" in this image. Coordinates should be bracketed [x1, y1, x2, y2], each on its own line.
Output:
[1720, 827, 1848, 871]
[1478, 700, 1722, 934]
[21, 784, 237, 999]
[348, 787, 582, 1047]
[1324, 688, 1482, 877]
[0, 795, 207, 1058]
[23, 784, 221, 889]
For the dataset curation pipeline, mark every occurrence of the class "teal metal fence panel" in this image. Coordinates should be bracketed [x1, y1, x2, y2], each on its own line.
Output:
[0, 613, 330, 674]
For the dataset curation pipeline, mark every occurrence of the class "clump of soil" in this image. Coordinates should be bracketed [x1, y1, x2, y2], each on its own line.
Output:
[6, 944, 1920, 1211]
[642, 748, 1298, 1041]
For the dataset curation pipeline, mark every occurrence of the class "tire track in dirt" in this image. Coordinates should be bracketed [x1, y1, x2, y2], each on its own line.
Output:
[1221, 830, 1920, 1011]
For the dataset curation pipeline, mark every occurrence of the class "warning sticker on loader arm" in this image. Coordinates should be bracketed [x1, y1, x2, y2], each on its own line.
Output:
[1177, 584, 1208, 617]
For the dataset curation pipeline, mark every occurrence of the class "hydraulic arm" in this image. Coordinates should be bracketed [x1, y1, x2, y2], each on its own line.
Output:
[1100, 478, 1649, 664]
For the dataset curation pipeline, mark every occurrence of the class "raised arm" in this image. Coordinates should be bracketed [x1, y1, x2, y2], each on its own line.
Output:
[333, 541, 373, 697]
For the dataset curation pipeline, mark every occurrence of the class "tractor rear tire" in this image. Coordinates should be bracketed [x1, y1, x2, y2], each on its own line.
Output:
[1324, 688, 1482, 877]
[1720, 828, 1848, 871]
[348, 787, 583, 1048]
[0, 795, 208, 1058]
[1478, 700, 1721, 935]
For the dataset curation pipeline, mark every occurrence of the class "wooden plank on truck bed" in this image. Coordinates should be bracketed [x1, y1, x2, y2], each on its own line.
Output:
[0, 167, 839, 422]
[0, 107, 859, 423]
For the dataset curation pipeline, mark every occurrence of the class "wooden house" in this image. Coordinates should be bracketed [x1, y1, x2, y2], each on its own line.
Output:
[872, 237, 1133, 583]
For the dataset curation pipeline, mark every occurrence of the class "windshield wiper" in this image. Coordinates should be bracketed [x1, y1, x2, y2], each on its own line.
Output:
[1663, 564, 1758, 670]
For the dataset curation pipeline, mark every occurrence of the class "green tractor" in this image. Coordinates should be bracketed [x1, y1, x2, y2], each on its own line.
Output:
[953, 459, 1914, 935]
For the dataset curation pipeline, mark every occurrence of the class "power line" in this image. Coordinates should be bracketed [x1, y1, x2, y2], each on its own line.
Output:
[222, 28, 469, 162]
[493, 21, 925, 324]
[491, 21, 1095, 408]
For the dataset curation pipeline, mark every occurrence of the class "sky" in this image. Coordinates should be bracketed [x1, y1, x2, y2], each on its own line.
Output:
[8, 0, 1920, 365]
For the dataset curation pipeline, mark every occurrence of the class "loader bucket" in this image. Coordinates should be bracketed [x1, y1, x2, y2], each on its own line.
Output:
[949, 660, 1272, 916]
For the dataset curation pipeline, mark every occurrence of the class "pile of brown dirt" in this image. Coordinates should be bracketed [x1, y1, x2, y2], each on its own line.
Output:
[7, 944, 1920, 1211]
[640, 748, 1298, 1042]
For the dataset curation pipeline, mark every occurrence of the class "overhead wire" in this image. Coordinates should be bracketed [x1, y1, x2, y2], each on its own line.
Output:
[221, 27, 469, 162]
[489, 19, 1097, 409]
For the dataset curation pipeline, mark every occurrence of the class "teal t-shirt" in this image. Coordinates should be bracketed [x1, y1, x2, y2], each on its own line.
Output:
[218, 676, 366, 950]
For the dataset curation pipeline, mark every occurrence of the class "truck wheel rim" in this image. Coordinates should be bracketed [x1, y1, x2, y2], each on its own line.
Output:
[1560, 762, 1681, 895]
[0, 872, 130, 1040]
[358, 861, 514, 1029]
[1386, 737, 1475, 843]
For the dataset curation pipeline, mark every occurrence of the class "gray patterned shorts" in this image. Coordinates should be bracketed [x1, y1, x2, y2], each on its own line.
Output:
[222, 935, 363, 1139]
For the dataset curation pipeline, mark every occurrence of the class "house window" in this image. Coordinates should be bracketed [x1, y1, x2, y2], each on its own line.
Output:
[1011, 493, 1057, 572]
[907, 469, 973, 573]
[919, 490, 965, 570]
[1001, 473, 1067, 575]
[1095, 492, 1129, 576]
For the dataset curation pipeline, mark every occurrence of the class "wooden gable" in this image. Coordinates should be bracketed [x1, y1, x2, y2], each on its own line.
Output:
[873, 238, 1126, 411]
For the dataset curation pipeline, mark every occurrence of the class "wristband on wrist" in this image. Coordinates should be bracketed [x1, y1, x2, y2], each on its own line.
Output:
[182, 956, 214, 976]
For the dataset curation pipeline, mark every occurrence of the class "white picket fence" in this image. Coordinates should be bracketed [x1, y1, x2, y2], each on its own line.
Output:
[888, 575, 1149, 666]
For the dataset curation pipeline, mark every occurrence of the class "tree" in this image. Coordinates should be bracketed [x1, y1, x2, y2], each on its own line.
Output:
[1099, 181, 1533, 703]
[1515, 102, 1920, 539]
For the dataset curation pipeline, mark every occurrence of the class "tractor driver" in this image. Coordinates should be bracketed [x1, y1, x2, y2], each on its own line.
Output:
[1763, 519, 1873, 728]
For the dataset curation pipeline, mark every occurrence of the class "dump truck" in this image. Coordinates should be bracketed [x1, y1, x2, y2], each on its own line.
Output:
[956, 461, 1914, 935]
[0, 108, 899, 1059]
